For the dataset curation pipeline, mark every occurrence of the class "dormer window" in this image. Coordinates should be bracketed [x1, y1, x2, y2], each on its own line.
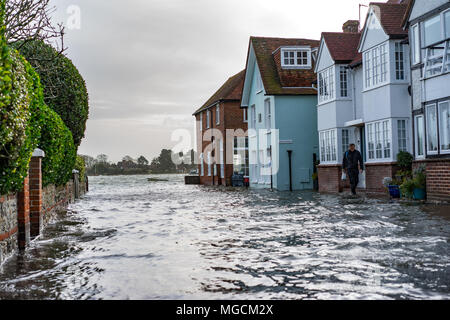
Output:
[281, 47, 311, 69]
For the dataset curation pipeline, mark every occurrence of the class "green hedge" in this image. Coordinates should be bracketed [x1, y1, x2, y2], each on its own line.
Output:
[0, 48, 43, 194]
[75, 155, 86, 183]
[16, 41, 89, 147]
[39, 104, 76, 187]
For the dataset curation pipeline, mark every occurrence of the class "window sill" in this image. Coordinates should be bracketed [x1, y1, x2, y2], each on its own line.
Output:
[256, 90, 263, 94]
[362, 82, 390, 93]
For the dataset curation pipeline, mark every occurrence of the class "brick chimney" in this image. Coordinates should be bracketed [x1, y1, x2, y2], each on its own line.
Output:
[342, 20, 360, 33]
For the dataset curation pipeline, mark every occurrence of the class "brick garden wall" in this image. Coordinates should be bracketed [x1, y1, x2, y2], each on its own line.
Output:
[0, 194, 18, 265]
[0, 154, 86, 266]
[365, 162, 400, 194]
[414, 159, 450, 202]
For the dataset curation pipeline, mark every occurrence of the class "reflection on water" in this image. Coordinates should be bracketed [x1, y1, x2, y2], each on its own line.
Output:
[0, 174, 449, 299]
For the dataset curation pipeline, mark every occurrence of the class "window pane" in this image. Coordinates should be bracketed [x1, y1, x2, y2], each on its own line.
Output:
[416, 116, 425, 156]
[426, 104, 438, 152]
[412, 24, 420, 64]
[446, 11, 450, 38]
[439, 101, 450, 151]
[424, 15, 442, 47]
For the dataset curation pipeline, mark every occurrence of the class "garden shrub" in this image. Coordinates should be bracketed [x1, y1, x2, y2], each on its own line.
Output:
[0, 46, 43, 194]
[39, 104, 76, 187]
[16, 40, 89, 147]
[75, 155, 86, 183]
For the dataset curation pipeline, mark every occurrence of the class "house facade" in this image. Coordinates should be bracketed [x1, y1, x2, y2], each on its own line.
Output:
[403, 0, 450, 201]
[317, 1, 413, 193]
[193, 70, 249, 186]
[241, 37, 320, 191]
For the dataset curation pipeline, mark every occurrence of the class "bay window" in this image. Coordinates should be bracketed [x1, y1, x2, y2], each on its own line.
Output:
[364, 43, 387, 89]
[319, 129, 337, 163]
[422, 10, 450, 77]
[367, 120, 391, 160]
[426, 104, 438, 153]
[318, 66, 335, 103]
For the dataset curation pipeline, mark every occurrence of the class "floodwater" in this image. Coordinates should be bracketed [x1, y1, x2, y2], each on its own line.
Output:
[0, 174, 449, 300]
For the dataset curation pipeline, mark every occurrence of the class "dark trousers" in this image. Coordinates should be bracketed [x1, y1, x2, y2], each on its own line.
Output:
[348, 168, 359, 194]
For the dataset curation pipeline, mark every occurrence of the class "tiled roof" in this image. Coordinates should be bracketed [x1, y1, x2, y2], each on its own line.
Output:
[250, 36, 320, 95]
[369, 1, 410, 39]
[193, 70, 245, 115]
[322, 32, 361, 64]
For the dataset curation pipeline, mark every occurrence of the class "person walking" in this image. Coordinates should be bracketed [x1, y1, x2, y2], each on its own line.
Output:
[342, 143, 364, 195]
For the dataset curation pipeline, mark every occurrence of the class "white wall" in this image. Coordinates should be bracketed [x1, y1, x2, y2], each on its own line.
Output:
[360, 8, 389, 52]
[424, 73, 450, 102]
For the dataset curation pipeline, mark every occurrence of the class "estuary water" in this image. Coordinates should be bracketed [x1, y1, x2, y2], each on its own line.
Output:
[0, 174, 449, 300]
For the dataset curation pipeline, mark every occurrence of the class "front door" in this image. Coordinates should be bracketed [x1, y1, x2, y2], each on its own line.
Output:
[354, 127, 366, 189]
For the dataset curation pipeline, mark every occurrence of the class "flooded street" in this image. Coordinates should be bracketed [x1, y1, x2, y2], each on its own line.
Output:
[0, 174, 449, 300]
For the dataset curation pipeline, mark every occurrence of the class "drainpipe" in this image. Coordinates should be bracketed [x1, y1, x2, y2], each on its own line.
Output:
[270, 145, 273, 191]
[287, 150, 293, 192]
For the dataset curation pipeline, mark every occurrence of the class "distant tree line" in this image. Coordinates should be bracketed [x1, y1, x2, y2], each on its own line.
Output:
[82, 149, 197, 176]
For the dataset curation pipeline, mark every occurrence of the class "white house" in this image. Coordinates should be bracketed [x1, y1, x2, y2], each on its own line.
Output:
[316, 1, 412, 193]
[403, 0, 450, 201]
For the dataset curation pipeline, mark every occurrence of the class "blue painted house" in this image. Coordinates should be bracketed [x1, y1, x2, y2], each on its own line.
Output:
[240, 37, 320, 191]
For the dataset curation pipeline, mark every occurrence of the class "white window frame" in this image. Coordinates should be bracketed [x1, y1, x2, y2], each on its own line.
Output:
[318, 66, 335, 104]
[397, 119, 409, 153]
[319, 129, 338, 164]
[339, 66, 348, 97]
[439, 100, 450, 154]
[216, 105, 220, 125]
[426, 103, 439, 155]
[411, 23, 421, 65]
[395, 42, 405, 80]
[415, 115, 425, 159]
[366, 119, 392, 161]
[281, 47, 312, 69]
[206, 110, 210, 129]
[364, 43, 388, 90]
[243, 108, 248, 123]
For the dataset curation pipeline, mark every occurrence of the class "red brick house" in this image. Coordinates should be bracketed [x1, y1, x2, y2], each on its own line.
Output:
[193, 70, 248, 186]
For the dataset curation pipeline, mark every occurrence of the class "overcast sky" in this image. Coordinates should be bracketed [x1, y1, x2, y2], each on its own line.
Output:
[51, 0, 371, 163]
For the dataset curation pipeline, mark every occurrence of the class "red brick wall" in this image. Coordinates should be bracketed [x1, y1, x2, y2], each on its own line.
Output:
[414, 159, 450, 202]
[318, 165, 343, 193]
[365, 162, 399, 193]
[196, 101, 247, 186]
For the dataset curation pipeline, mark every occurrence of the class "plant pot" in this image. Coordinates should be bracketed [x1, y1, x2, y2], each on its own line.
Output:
[413, 188, 426, 200]
[388, 185, 401, 199]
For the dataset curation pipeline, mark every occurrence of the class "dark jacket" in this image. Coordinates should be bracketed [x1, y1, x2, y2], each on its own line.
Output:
[343, 150, 364, 171]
